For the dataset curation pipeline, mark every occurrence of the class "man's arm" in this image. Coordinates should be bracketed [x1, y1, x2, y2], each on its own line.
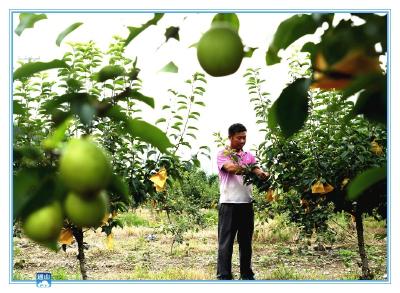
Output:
[222, 163, 270, 179]
[222, 161, 244, 174]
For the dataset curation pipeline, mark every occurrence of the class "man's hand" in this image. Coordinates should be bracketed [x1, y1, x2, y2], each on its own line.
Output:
[252, 167, 269, 180]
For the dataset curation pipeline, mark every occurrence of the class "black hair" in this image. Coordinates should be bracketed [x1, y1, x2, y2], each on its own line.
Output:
[228, 123, 247, 137]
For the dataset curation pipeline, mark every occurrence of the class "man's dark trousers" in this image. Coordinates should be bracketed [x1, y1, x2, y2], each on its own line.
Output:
[217, 202, 254, 280]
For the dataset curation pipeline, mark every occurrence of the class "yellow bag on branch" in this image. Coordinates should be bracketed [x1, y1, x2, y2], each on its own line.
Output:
[59, 228, 74, 245]
[149, 167, 168, 192]
[321, 183, 334, 194]
[311, 181, 325, 193]
[105, 233, 114, 250]
[370, 139, 384, 155]
[311, 181, 334, 194]
[265, 189, 274, 202]
[311, 49, 381, 90]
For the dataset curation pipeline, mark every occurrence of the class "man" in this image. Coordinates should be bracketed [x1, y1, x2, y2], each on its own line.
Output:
[216, 123, 269, 280]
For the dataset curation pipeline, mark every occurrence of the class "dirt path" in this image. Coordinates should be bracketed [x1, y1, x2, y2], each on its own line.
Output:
[13, 222, 387, 281]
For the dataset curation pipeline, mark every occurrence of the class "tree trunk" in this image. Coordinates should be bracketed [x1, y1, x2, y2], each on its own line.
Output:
[72, 227, 88, 280]
[354, 207, 374, 280]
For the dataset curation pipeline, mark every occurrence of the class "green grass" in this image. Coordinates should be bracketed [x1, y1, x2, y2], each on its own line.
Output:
[338, 249, 358, 267]
[202, 209, 218, 226]
[269, 264, 301, 280]
[364, 216, 386, 229]
[254, 214, 297, 243]
[116, 212, 150, 227]
[51, 267, 81, 280]
[126, 266, 213, 280]
[12, 271, 31, 280]
[13, 246, 22, 257]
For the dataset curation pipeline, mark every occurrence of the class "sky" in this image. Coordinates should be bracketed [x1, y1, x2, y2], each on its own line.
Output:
[12, 12, 297, 174]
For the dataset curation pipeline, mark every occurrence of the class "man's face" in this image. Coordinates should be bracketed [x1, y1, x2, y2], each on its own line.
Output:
[229, 131, 247, 151]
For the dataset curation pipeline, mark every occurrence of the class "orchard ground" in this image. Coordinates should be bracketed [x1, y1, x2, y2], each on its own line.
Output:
[13, 208, 387, 281]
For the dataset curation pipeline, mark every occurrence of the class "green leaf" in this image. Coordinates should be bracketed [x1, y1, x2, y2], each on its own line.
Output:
[102, 88, 154, 109]
[107, 174, 131, 205]
[200, 145, 210, 151]
[187, 133, 197, 139]
[244, 47, 258, 58]
[195, 101, 206, 107]
[320, 20, 357, 65]
[13, 100, 26, 115]
[159, 61, 178, 73]
[155, 118, 166, 124]
[15, 13, 47, 36]
[125, 13, 164, 47]
[51, 110, 72, 127]
[267, 102, 279, 130]
[13, 59, 68, 81]
[41, 118, 73, 150]
[42, 92, 96, 126]
[129, 91, 155, 108]
[347, 166, 386, 200]
[13, 167, 61, 219]
[127, 120, 172, 153]
[273, 78, 311, 138]
[266, 48, 280, 66]
[173, 115, 183, 120]
[171, 125, 181, 131]
[56, 22, 83, 46]
[194, 86, 206, 92]
[266, 14, 327, 65]
[192, 156, 201, 168]
[301, 42, 318, 61]
[13, 145, 43, 162]
[95, 65, 126, 82]
[41, 93, 80, 113]
[66, 78, 83, 91]
[341, 73, 384, 100]
[165, 26, 180, 42]
[350, 86, 387, 125]
[72, 102, 96, 126]
[212, 13, 240, 32]
[105, 105, 172, 153]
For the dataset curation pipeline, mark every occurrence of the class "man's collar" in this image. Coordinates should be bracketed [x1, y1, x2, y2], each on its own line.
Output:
[227, 146, 245, 154]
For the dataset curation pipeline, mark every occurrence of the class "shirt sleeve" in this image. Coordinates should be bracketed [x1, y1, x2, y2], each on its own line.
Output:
[249, 152, 257, 165]
[217, 151, 231, 171]
[243, 152, 257, 168]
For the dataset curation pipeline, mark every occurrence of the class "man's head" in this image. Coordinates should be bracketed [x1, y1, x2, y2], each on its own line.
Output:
[228, 123, 247, 151]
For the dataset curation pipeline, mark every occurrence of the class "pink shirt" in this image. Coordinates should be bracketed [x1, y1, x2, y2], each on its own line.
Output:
[217, 148, 257, 203]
